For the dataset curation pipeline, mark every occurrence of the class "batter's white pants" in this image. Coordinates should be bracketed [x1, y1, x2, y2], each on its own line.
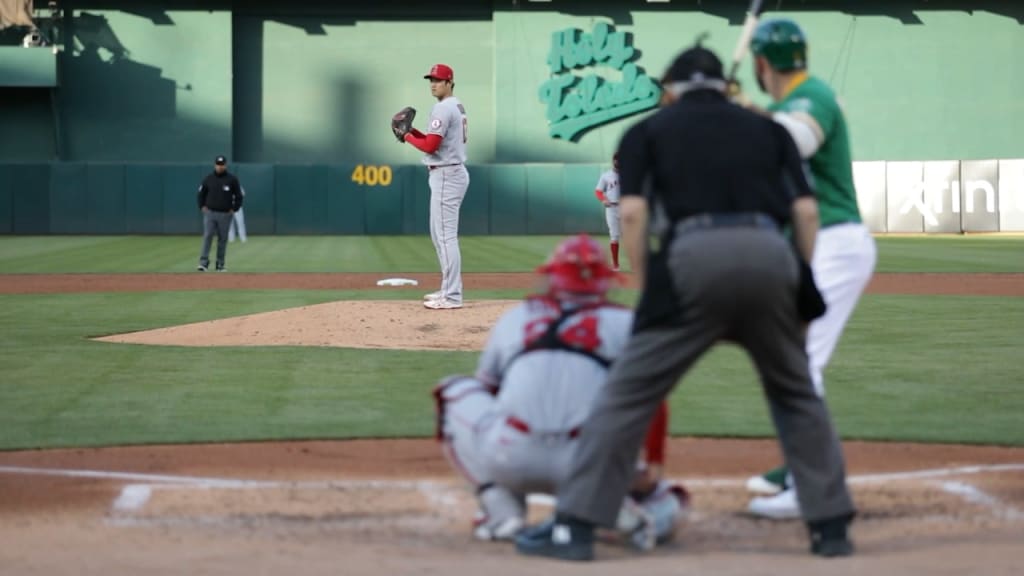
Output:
[428, 165, 469, 304]
[807, 223, 877, 396]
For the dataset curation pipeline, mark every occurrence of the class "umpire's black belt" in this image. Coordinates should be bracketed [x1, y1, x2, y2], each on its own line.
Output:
[674, 212, 777, 236]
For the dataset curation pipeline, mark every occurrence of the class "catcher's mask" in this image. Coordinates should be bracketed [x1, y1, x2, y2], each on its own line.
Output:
[537, 234, 618, 297]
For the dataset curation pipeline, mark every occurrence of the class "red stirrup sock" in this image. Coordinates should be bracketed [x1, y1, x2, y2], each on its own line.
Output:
[610, 241, 620, 268]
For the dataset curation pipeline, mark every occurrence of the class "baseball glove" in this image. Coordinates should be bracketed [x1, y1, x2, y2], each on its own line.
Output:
[391, 106, 416, 143]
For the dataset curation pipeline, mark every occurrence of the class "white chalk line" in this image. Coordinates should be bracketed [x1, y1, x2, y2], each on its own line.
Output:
[4, 463, 1024, 525]
[937, 480, 1024, 522]
[4, 463, 1023, 489]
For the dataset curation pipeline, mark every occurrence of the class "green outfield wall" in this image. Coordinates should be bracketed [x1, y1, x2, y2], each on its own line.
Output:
[0, 162, 610, 235]
[0, 1, 1021, 234]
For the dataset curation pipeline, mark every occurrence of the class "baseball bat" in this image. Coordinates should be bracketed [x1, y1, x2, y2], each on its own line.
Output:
[727, 0, 767, 84]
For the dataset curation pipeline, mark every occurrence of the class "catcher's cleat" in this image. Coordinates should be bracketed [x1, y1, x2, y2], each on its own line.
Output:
[516, 517, 594, 562]
[472, 485, 526, 541]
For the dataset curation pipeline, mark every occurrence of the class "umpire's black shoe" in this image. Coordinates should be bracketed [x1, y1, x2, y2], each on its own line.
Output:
[807, 512, 855, 558]
[515, 515, 595, 561]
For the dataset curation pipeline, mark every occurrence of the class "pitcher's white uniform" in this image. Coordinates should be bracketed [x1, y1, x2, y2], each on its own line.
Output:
[423, 95, 469, 306]
[595, 169, 621, 242]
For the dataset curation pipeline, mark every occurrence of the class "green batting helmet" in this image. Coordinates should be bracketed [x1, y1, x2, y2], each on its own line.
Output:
[750, 18, 808, 71]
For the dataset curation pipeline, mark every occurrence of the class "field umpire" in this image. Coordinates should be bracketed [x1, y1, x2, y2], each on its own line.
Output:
[196, 155, 244, 272]
[516, 43, 855, 560]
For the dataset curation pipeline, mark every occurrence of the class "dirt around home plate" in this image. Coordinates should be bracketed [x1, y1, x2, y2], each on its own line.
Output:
[0, 272, 1022, 575]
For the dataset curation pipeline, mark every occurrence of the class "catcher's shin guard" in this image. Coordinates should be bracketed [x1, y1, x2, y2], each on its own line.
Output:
[473, 484, 526, 541]
[615, 482, 690, 550]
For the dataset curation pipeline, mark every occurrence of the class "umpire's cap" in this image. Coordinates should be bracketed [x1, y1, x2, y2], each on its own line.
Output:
[664, 44, 725, 84]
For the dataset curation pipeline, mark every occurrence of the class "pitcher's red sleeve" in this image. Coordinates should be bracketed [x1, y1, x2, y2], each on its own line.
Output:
[595, 189, 608, 203]
[643, 401, 669, 465]
[405, 132, 442, 154]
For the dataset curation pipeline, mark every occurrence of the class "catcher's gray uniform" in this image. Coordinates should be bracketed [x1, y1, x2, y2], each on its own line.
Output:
[423, 96, 469, 306]
[435, 296, 685, 546]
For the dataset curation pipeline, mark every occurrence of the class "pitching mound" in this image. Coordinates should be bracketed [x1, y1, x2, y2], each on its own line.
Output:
[94, 299, 520, 351]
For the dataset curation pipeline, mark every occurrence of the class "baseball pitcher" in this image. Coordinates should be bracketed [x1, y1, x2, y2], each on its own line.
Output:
[394, 63, 469, 309]
[433, 235, 688, 549]
[593, 155, 622, 271]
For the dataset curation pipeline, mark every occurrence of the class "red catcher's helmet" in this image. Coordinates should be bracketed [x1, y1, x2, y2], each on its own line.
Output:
[537, 234, 618, 296]
[424, 64, 454, 81]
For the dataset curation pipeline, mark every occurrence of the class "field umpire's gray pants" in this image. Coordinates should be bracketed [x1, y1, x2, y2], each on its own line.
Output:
[199, 210, 233, 268]
[556, 226, 854, 526]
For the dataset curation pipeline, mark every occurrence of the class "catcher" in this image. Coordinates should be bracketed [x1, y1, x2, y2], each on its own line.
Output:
[433, 234, 689, 549]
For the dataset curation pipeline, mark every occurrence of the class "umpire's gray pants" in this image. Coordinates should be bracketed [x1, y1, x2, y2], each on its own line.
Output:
[199, 210, 233, 268]
[556, 227, 854, 526]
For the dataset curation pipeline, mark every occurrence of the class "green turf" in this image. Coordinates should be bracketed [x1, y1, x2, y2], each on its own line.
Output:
[0, 235, 1022, 274]
[0, 287, 1021, 450]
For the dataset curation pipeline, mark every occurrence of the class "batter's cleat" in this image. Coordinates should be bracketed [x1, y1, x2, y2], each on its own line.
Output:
[423, 291, 442, 301]
[197, 264, 208, 272]
[746, 465, 789, 495]
[515, 517, 595, 562]
[807, 513, 855, 558]
[748, 487, 801, 520]
[423, 298, 462, 310]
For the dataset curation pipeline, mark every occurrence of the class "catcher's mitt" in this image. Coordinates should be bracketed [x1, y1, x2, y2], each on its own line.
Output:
[391, 106, 416, 143]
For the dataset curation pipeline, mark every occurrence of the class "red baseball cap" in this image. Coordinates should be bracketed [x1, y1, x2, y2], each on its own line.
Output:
[424, 64, 454, 81]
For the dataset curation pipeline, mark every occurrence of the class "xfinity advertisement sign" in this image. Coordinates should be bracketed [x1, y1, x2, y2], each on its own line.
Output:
[855, 159, 1024, 233]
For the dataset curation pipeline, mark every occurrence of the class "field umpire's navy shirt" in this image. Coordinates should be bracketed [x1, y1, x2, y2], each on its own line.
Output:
[617, 90, 814, 226]
[198, 172, 244, 213]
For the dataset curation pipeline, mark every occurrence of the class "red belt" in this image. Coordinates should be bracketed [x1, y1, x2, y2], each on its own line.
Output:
[506, 416, 580, 439]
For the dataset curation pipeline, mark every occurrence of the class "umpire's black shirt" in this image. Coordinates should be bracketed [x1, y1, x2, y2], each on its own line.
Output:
[198, 171, 244, 212]
[617, 90, 814, 226]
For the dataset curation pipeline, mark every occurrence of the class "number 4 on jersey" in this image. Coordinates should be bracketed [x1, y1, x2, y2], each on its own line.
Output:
[524, 314, 601, 352]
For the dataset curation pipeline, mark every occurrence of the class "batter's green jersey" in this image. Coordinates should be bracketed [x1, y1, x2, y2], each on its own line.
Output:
[769, 75, 862, 227]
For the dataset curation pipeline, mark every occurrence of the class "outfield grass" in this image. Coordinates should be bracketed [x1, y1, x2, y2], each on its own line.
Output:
[0, 236, 1021, 450]
[0, 235, 1022, 273]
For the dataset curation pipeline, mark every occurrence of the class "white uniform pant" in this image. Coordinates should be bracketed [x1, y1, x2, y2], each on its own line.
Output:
[605, 204, 621, 242]
[808, 223, 876, 396]
[228, 207, 247, 243]
[428, 165, 469, 304]
[436, 377, 575, 495]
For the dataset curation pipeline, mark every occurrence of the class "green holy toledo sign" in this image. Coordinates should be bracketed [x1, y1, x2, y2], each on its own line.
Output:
[539, 22, 661, 141]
